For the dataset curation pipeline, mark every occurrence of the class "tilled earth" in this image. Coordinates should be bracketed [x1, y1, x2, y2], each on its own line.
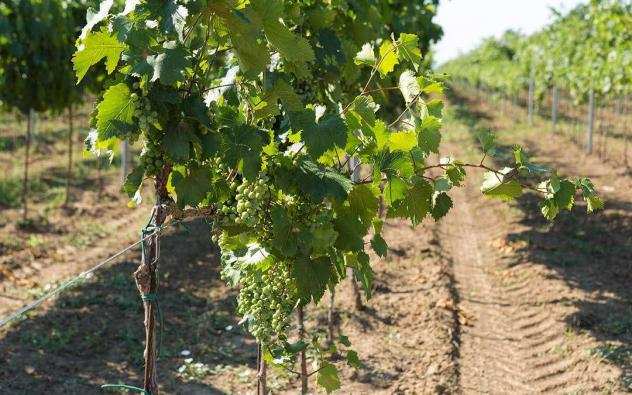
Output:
[1, 90, 631, 394]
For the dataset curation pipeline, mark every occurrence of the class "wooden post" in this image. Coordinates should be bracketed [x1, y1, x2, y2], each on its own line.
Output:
[257, 344, 267, 395]
[527, 74, 535, 125]
[121, 140, 130, 182]
[347, 157, 363, 310]
[551, 86, 558, 132]
[134, 166, 170, 395]
[587, 89, 595, 154]
[22, 109, 36, 222]
[327, 289, 335, 347]
[298, 307, 308, 394]
[65, 105, 74, 206]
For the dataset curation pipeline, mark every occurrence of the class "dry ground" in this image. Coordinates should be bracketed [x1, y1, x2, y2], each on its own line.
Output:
[0, 87, 631, 394]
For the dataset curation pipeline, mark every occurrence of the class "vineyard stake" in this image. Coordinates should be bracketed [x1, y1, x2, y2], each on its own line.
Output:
[298, 306, 308, 394]
[327, 289, 335, 347]
[257, 343, 267, 395]
[551, 86, 558, 133]
[22, 109, 35, 222]
[527, 73, 534, 125]
[65, 105, 74, 206]
[133, 166, 169, 394]
[587, 89, 595, 154]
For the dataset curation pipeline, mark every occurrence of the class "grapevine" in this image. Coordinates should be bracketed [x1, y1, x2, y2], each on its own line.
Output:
[441, 0, 632, 101]
[72, 0, 602, 393]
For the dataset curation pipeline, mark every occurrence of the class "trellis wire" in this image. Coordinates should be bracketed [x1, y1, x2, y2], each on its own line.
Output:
[0, 225, 168, 328]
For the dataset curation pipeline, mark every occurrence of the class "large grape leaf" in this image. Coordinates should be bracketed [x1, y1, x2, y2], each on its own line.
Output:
[224, 11, 269, 76]
[431, 192, 453, 220]
[96, 83, 138, 141]
[170, 165, 213, 208]
[333, 206, 366, 251]
[389, 176, 433, 225]
[348, 184, 379, 227]
[220, 125, 268, 180]
[251, 0, 315, 74]
[292, 256, 331, 304]
[290, 110, 347, 159]
[417, 116, 441, 154]
[74, 30, 126, 82]
[148, 42, 190, 85]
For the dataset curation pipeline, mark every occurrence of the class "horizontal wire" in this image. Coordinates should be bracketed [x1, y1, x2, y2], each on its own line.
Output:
[0, 223, 172, 328]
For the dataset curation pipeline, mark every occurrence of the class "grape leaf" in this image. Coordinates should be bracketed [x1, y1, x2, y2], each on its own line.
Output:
[317, 362, 341, 394]
[310, 224, 338, 256]
[388, 130, 417, 151]
[122, 165, 145, 198]
[346, 350, 362, 368]
[446, 164, 466, 186]
[148, 42, 190, 85]
[96, 83, 138, 140]
[554, 180, 575, 210]
[397, 33, 422, 70]
[164, 126, 194, 163]
[170, 165, 213, 208]
[477, 130, 497, 156]
[348, 184, 379, 227]
[417, 115, 441, 154]
[541, 198, 559, 220]
[431, 192, 453, 220]
[298, 160, 353, 201]
[224, 11, 269, 76]
[74, 30, 126, 82]
[333, 206, 366, 251]
[377, 40, 398, 77]
[290, 111, 347, 159]
[221, 125, 268, 180]
[586, 195, 604, 213]
[481, 169, 522, 201]
[270, 206, 298, 257]
[389, 176, 433, 225]
[370, 233, 388, 257]
[292, 256, 331, 304]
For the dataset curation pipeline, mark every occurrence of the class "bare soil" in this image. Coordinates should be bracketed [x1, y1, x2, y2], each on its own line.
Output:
[1, 88, 631, 394]
[441, 89, 632, 393]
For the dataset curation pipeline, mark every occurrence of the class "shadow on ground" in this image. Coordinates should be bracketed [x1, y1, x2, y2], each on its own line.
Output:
[0, 220, 255, 394]
[448, 87, 632, 390]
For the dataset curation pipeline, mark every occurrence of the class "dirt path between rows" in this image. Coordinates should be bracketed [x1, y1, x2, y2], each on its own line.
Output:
[439, 91, 632, 394]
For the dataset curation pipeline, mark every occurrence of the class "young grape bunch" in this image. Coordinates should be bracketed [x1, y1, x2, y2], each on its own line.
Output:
[236, 262, 297, 345]
[132, 86, 165, 176]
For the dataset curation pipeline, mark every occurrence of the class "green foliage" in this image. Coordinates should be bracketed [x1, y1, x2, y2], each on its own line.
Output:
[441, 1, 632, 100]
[73, 0, 600, 392]
[0, 0, 101, 114]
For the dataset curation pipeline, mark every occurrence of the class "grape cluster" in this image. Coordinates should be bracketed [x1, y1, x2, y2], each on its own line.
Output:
[231, 174, 269, 226]
[132, 86, 166, 176]
[236, 263, 297, 345]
